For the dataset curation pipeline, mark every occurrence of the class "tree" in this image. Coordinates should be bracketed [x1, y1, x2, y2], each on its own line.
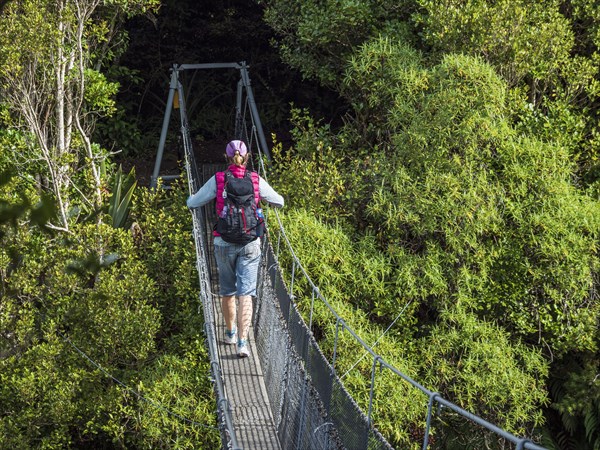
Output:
[0, 0, 158, 230]
[269, 35, 600, 447]
[260, 0, 413, 89]
[413, 0, 600, 183]
[0, 176, 219, 448]
[0, 1, 222, 447]
[261, 0, 600, 185]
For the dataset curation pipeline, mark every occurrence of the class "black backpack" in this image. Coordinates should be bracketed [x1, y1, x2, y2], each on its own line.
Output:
[215, 170, 264, 244]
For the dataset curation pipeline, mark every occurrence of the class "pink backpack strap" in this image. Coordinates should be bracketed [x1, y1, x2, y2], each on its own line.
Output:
[250, 171, 260, 205]
[213, 172, 226, 236]
[215, 172, 226, 213]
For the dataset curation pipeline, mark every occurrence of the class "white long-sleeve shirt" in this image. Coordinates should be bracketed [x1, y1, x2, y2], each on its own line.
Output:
[187, 174, 284, 209]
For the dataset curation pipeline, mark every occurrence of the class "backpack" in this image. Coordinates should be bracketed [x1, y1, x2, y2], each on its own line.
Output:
[215, 170, 264, 244]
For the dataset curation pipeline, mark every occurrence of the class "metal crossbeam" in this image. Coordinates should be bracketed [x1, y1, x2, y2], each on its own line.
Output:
[151, 62, 271, 189]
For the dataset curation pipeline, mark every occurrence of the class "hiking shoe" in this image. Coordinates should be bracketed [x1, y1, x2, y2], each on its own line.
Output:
[224, 328, 237, 345]
[237, 339, 250, 358]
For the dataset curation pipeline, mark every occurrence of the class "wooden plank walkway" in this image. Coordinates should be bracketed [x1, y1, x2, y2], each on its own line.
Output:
[201, 164, 281, 450]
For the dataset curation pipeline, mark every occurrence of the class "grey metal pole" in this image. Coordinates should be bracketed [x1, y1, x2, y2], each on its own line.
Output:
[151, 65, 179, 188]
[177, 79, 188, 134]
[177, 79, 199, 185]
[239, 62, 271, 161]
[235, 78, 243, 139]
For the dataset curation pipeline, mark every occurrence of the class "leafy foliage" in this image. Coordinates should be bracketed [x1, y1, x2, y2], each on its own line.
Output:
[270, 113, 348, 221]
[262, 0, 600, 183]
[542, 354, 600, 450]
[261, 0, 414, 88]
[0, 0, 160, 228]
[275, 208, 397, 318]
[268, 32, 600, 447]
[108, 165, 137, 228]
[420, 308, 548, 445]
[0, 2, 221, 446]
[272, 208, 549, 448]
[2, 0, 600, 447]
[0, 181, 219, 448]
[342, 36, 427, 147]
[414, 0, 575, 88]
[367, 51, 600, 357]
[413, 0, 600, 184]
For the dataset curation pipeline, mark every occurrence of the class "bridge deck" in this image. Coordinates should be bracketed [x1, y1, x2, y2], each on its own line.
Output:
[201, 164, 281, 450]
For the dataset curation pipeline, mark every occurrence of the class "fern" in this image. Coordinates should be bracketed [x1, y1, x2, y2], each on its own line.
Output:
[584, 402, 600, 450]
[545, 368, 600, 450]
[556, 431, 579, 450]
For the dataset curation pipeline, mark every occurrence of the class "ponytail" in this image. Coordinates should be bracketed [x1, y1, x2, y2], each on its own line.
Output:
[228, 151, 248, 167]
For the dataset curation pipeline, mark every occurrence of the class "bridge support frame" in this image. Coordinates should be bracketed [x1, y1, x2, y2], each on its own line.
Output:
[150, 62, 271, 188]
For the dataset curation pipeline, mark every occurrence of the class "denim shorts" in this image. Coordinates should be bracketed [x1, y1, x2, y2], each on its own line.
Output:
[214, 236, 261, 296]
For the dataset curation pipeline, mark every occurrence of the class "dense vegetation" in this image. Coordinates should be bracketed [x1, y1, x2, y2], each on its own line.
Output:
[0, 1, 219, 448]
[1, 0, 599, 449]
[261, 0, 600, 448]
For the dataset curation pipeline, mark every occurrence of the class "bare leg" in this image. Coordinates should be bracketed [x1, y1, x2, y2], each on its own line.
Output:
[237, 295, 253, 341]
[221, 295, 236, 331]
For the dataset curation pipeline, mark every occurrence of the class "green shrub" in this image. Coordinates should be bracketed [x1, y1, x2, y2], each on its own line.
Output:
[419, 307, 548, 447]
[272, 208, 548, 448]
[0, 181, 218, 448]
[367, 52, 600, 357]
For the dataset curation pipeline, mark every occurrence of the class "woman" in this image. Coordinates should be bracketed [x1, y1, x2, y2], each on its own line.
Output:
[187, 140, 284, 357]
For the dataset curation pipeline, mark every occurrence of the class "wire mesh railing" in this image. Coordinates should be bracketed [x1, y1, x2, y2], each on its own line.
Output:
[236, 65, 548, 450]
[164, 61, 548, 450]
[177, 73, 241, 449]
[263, 198, 548, 450]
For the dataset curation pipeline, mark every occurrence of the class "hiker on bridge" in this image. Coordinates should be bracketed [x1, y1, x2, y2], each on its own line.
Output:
[187, 140, 284, 357]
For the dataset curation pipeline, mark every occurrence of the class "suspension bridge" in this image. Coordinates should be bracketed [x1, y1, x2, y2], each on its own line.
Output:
[151, 62, 548, 450]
